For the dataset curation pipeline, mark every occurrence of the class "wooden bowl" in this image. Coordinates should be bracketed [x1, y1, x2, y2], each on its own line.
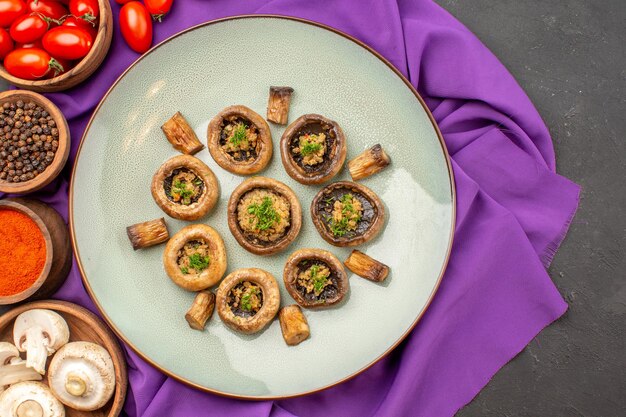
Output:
[0, 199, 72, 305]
[0, 300, 128, 417]
[0, 90, 70, 194]
[0, 0, 113, 92]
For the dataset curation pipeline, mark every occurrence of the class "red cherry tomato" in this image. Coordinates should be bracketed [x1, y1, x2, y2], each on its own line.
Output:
[27, 0, 67, 20]
[69, 0, 98, 19]
[119, 1, 151, 53]
[144, 0, 172, 22]
[0, 27, 14, 58]
[61, 14, 96, 40]
[16, 39, 43, 49]
[0, 0, 27, 27]
[3, 47, 63, 79]
[115, 0, 133, 4]
[42, 25, 92, 60]
[9, 13, 49, 44]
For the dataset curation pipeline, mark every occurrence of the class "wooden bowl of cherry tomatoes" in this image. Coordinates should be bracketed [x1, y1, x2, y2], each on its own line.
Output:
[0, 0, 113, 92]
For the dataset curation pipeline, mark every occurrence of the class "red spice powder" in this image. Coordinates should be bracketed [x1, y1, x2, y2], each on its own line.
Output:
[0, 209, 47, 296]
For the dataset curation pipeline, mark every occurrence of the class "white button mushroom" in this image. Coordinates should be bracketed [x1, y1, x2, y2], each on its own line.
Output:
[47, 342, 116, 411]
[0, 342, 43, 392]
[13, 310, 70, 375]
[0, 381, 65, 417]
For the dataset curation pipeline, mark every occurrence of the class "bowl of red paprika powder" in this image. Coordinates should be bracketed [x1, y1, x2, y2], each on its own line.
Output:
[0, 198, 71, 305]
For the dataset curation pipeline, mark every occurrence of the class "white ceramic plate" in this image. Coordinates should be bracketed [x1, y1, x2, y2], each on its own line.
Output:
[70, 16, 454, 399]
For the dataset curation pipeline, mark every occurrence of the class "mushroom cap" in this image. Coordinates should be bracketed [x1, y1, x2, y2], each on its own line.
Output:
[13, 310, 70, 353]
[0, 342, 42, 391]
[216, 268, 281, 334]
[47, 341, 116, 412]
[0, 343, 43, 388]
[310, 181, 386, 247]
[0, 342, 20, 365]
[227, 176, 302, 256]
[163, 224, 228, 291]
[0, 381, 65, 417]
[279, 114, 347, 185]
[207, 105, 273, 175]
[151, 154, 220, 221]
[283, 248, 349, 308]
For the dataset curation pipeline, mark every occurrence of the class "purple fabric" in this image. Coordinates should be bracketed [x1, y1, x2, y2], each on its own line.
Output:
[1, 0, 580, 416]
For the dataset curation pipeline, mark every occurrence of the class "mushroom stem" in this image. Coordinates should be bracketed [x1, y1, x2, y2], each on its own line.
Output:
[161, 112, 204, 155]
[344, 250, 390, 282]
[348, 144, 391, 181]
[24, 328, 48, 375]
[278, 305, 310, 346]
[64, 373, 88, 397]
[267, 86, 294, 125]
[126, 218, 170, 250]
[16, 400, 43, 417]
[185, 291, 216, 330]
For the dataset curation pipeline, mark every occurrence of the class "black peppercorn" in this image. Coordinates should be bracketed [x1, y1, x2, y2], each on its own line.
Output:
[0, 100, 60, 184]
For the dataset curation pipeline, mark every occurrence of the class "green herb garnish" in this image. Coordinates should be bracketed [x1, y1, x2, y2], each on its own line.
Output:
[180, 266, 189, 275]
[300, 139, 322, 156]
[241, 287, 259, 311]
[328, 194, 361, 237]
[330, 218, 348, 236]
[247, 196, 281, 231]
[188, 253, 210, 272]
[172, 180, 194, 205]
[340, 193, 355, 213]
[310, 265, 328, 294]
[230, 123, 248, 146]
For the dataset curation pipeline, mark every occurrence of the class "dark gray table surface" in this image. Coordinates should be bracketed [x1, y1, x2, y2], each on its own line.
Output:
[432, 1, 626, 416]
[1, 1, 624, 415]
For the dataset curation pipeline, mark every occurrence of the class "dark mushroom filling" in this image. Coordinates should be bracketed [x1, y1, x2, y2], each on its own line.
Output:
[177, 239, 210, 275]
[316, 189, 376, 239]
[236, 189, 291, 246]
[227, 281, 264, 318]
[289, 121, 337, 172]
[163, 168, 204, 205]
[295, 260, 340, 304]
[219, 116, 259, 162]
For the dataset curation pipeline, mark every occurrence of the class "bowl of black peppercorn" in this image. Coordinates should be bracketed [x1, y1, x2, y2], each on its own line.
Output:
[0, 90, 70, 195]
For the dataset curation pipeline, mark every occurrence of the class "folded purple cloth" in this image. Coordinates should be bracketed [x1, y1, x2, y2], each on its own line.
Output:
[2, 0, 580, 415]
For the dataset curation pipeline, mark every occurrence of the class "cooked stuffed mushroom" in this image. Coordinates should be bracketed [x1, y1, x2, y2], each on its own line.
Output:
[283, 248, 349, 308]
[280, 114, 347, 185]
[227, 177, 302, 256]
[216, 268, 280, 334]
[151, 155, 219, 221]
[311, 181, 385, 247]
[207, 105, 273, 175]
[163, 224, 227, 291]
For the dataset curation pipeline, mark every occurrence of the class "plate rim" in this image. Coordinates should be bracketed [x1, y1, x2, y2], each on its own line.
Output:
[69, 14, 457, 400]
